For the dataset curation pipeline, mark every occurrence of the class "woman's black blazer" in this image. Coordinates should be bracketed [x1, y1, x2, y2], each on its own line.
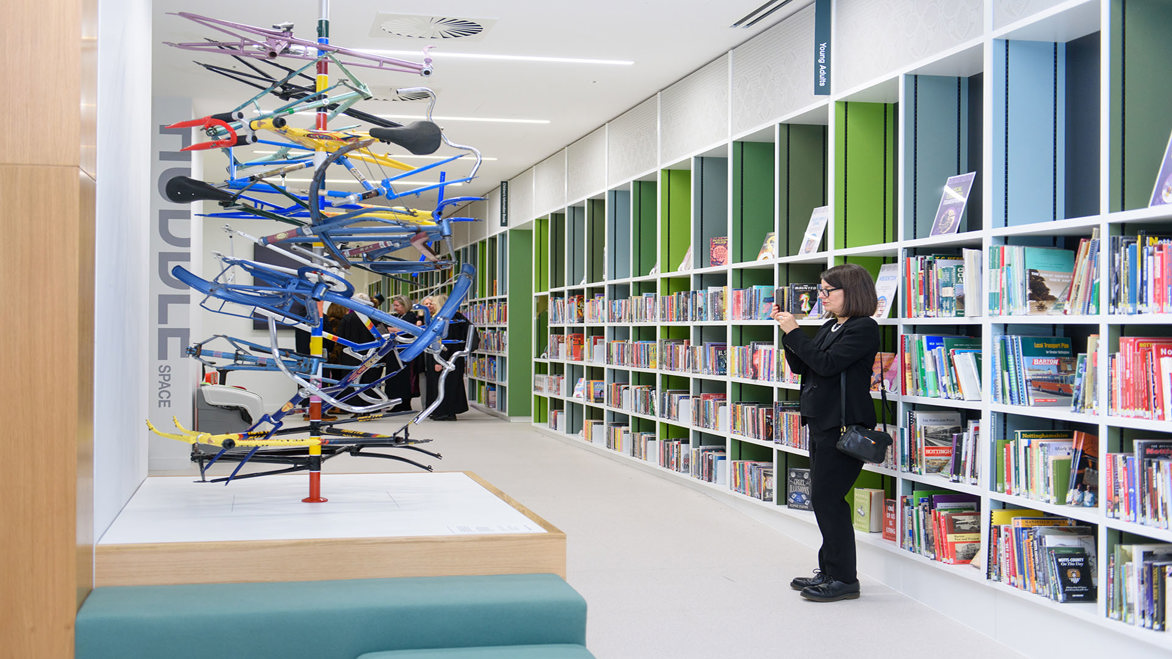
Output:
[781, 315, 880, 431]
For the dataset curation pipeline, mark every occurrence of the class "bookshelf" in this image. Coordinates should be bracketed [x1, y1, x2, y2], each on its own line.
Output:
[456, 1, 1172, 654]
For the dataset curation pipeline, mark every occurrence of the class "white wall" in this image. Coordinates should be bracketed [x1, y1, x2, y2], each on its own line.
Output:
[93, 0, 152, 538]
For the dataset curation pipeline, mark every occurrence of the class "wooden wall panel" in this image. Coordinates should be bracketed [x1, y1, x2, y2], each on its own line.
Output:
[0, 0, 95, 655]
[0, 0, 83, 167]
[0, 165, 88, 658]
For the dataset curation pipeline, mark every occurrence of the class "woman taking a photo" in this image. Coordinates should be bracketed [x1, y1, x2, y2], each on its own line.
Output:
[771, 263, 879, 602]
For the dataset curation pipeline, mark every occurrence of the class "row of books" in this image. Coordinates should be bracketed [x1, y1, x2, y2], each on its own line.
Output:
[1109, 335, 1172, 420]
[473, 329, 507, 353]
[903, 252, 977, 318]
[900, 490, 980, 565]
[900, 334, 981, 400]
[994, 430, 1098, 507]
[1105, 439, 1172, 528]
[727, 342, 792, 383]
[467, 301, 507, 326]
[660, 288, 727, 322]
[987, 244, 1077, 315]
[549, 296, 585, 324]
[605, 341, 657, 369]
[1109, 231, 1170, 315]
[990, 335, 1076, 407]
[607, 383, 657, 417]
[986, 510, 1097, 604]
[571, 378, 606, 403]
[730, 461, 774, 501]
[468, 356, 500, 382]
[607, 294, 658, 323]
[899, 410, 966, 478]
[657, 340, 729, 375]
[1109, 542, 1172, 629]
[533, 374, 564, 396]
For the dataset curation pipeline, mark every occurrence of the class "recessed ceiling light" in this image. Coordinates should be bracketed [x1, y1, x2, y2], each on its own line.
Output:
[362, 49, 634, 67]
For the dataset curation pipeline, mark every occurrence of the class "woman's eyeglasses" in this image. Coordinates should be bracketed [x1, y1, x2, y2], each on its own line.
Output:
[817, 286, 841, 296]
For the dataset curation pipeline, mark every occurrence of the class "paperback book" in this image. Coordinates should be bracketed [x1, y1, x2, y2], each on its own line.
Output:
[929, 172, 977, 236]
[756, 232, 777, 261]
[797, 206, 830, 255]
[787, 467, 812, 510]
[873, 262, 900, 318]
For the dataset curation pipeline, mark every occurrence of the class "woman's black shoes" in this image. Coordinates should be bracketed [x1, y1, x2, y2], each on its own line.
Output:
[800, 579, 860, 602]
[789, 570, 827, 591]
[431, 414, 457, 421]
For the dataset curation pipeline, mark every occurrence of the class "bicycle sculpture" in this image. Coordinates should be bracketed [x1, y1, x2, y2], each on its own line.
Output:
[148, 11, 481, 499]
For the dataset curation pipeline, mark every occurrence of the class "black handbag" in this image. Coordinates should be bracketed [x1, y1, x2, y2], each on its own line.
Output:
[835, 372, 893, 463]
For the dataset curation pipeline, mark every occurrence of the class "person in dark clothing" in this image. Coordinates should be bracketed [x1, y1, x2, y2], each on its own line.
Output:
[773, 263, 880, 602]
[381, 295, 418, 413]
[336, 293, 383, 411]
[421, 294, 470, 421]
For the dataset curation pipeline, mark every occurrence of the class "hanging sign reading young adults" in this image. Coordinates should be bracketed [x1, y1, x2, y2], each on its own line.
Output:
[813, 0, 832, 95]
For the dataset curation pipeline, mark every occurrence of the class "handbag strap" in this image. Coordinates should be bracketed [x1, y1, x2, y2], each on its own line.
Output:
[840, 370, 889, 430]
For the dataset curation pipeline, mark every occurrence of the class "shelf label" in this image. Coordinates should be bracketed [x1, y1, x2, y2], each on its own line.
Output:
[814, 0, 831, 96]
[500, 180, 510, 227]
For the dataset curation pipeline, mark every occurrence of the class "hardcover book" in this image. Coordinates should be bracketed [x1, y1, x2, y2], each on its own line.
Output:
[797, 206, 830, 255]
[928, 172, 977, 236]
[787, 467, 812, 510]
[709, 236, 729, 267]
[852, 488, 885, 533]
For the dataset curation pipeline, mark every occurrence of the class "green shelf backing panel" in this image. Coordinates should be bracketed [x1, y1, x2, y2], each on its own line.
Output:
[607, 189, 632, 280]
[660, 169, 692, 272]
[1110, 0, 1172, 211]
[904, 74, 982, 238]
[550, 213, 566, 289]
[694, 156, 728, 269]
[633, 180, 658, 277]
[588, 199, 605, 283]
[535, 218, 549, 293]
[507, 228, 533, 416]
[732, 141, 775, 263]
[835, 102, 896, 249]
[779, 124, 829, 256]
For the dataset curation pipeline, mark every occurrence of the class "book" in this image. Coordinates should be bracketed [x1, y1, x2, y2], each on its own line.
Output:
[852, 488, 885, 533]
[786, 467, 812, 510]
[709, 236, 729, 267]
[677, 245, 693, 271]
[1017, 336, 1076, 406]
[797, 206, 830, 255]
[872, 262, 900, 318]
[1051, 548, 1094, 602]
[788, 283, 821, 317]
[870, 352, 899, 393]
[756, 232, 777, 261]
[882, 498, 898, 542]
[928, 171, 977, 236]
[1024, 246, 1076, 314]
[1065, 431, 1099, 507]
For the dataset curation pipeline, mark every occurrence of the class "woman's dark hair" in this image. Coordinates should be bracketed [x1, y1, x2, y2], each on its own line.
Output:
[822, 263, 878, 318]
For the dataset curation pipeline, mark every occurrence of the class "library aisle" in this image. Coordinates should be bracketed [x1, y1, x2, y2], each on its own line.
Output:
[315, 411, 1025, 659]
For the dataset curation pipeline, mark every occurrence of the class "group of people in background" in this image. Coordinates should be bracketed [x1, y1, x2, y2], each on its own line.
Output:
[299, 292, 471, 422]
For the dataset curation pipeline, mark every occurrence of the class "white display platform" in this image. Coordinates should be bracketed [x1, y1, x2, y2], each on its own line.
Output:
[95, 471, 565, 586]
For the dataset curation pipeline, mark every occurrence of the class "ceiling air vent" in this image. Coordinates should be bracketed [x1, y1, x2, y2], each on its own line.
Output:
[371, 14, 495, 40]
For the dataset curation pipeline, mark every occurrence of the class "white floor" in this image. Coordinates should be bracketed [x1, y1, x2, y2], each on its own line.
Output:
[153, 408, 1026, 659]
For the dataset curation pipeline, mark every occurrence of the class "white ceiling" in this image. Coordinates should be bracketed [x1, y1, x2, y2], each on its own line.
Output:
[151, 0, 815, 213]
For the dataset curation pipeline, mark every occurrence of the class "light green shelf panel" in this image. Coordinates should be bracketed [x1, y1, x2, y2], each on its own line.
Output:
[660, 169, 691, 272]
[507, 228, 533, 416]
[834, 101, 896, 249]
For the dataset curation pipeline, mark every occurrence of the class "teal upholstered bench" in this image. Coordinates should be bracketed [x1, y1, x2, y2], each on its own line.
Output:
[75, 573, 593, 659]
